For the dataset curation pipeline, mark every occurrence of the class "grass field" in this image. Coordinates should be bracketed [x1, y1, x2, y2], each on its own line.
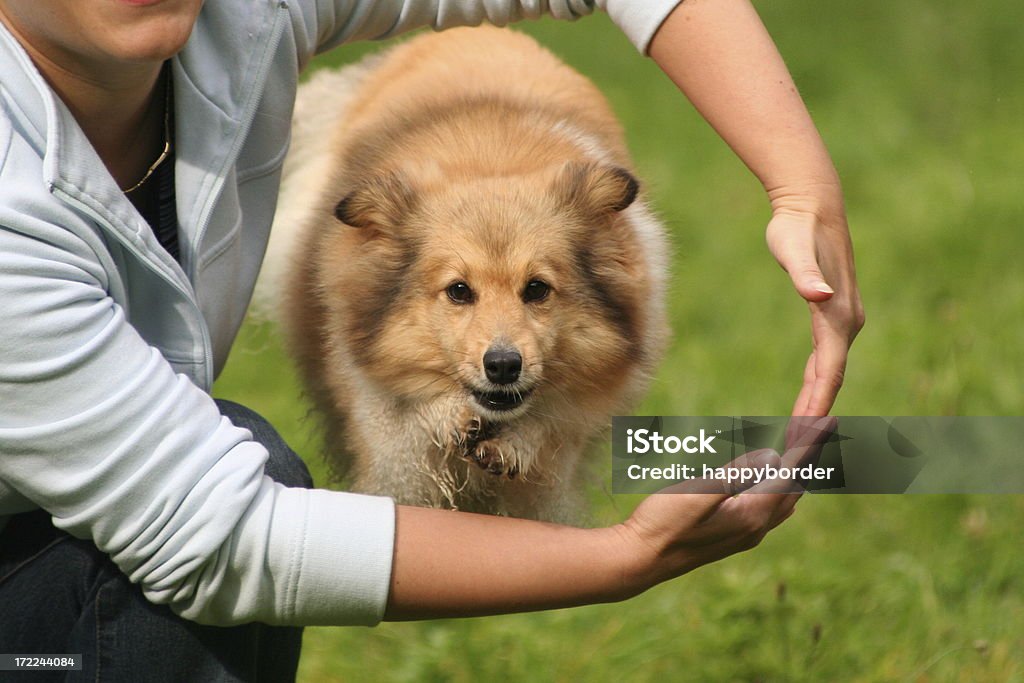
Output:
[214, 2, 1024, 680]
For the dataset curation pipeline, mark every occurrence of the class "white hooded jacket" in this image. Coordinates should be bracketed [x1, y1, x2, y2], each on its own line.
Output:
[0, 0, 680, 626]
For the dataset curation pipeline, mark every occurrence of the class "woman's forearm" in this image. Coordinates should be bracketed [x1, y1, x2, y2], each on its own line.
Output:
[385, 506, 638, 620]
[648, 0, 842, 215]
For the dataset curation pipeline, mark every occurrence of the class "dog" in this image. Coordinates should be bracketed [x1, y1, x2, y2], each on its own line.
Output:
[260, 26, 669, 522]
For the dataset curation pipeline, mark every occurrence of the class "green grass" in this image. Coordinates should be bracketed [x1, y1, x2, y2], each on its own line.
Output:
[214, 2, 1024, 680]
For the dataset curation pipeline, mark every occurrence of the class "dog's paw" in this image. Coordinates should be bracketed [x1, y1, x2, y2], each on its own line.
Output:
[456, 416, 518, 478]
[466, 439, 520, 478]
[462, 415, 487, 444]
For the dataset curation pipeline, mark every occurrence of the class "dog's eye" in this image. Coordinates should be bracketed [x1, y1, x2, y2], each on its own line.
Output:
[446, 282, 474, 304]
[522, 280, 550, 303]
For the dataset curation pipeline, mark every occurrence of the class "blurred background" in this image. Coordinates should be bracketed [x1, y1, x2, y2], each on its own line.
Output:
[215, 1, 1024, 680]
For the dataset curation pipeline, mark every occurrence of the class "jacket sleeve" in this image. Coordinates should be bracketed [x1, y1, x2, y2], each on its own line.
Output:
[0, 208, 394, 627]
[287, 0, 683, 57]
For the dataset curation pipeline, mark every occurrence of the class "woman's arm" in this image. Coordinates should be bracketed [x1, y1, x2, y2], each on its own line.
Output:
[294, 1, 681, 62]
[386, 419, 832, 619]
[648, 0, 865, 416]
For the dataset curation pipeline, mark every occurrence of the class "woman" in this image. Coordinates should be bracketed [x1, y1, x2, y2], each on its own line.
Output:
[0, 0, 861, 679]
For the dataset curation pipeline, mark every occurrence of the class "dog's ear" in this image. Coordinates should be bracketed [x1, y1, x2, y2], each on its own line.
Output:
[554, 162, 639, 216]
[333, 171, 416, 233]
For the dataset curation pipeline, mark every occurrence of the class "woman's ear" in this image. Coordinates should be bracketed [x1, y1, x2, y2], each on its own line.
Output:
[333, 170, 417, 233]
[553, 162, 639, 216]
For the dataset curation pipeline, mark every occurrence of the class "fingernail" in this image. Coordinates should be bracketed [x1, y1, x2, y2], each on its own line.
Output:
[812, 281, 835, 294]
[753, 449, 780, 466]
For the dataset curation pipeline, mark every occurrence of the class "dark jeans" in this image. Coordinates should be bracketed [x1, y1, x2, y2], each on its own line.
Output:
[0, 400, 313, 682]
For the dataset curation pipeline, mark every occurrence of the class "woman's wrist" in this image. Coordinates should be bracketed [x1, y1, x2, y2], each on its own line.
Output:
[603, 521, 664, 598]
[767, 178, 847, 227]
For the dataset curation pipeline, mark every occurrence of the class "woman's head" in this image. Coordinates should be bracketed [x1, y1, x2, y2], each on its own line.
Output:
[0, 0, 203, 79]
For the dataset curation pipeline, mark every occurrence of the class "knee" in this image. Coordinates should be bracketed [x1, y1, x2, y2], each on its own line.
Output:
[215, 399, 314, 490]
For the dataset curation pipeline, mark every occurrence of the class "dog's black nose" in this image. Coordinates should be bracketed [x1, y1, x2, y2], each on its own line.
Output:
[483, 348, 522, 385]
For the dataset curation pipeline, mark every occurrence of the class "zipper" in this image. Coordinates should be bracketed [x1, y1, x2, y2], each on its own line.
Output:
[184, 2, 289, 388]
[186, 1, 290, 286]
[186, 7, 289, 267]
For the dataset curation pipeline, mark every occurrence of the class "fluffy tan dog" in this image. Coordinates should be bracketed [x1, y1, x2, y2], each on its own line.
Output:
[263, 26, 669, 522]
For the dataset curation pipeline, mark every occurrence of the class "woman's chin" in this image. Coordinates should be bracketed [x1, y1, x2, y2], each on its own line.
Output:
[105, 18, 197, 63]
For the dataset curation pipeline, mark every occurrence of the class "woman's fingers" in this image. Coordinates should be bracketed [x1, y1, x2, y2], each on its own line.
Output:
[767, 210, 863, 417]
[803, 316, 850, 416]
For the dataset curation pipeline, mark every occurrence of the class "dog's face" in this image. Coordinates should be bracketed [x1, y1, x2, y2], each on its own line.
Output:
[323, 162, 653, 421]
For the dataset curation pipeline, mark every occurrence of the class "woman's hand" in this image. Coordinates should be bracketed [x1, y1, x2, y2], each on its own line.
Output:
[614, 417, 835, 592]
[766, 200, 865, 416]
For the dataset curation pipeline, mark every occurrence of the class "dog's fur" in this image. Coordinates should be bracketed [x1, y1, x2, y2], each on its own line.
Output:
[260, 27, 669, 522]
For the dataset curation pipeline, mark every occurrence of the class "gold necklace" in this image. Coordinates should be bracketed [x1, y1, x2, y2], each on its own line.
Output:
[122, 70, 172, 195]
